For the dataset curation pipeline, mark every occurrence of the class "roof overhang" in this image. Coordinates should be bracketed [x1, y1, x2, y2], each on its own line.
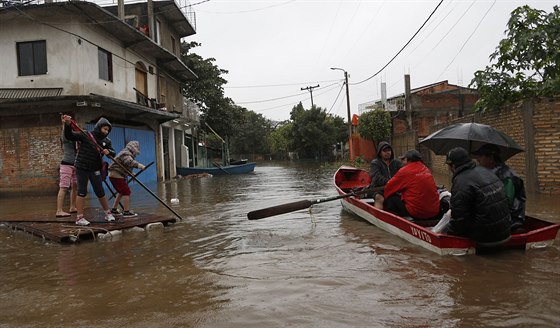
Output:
[0, 94, 180, 122]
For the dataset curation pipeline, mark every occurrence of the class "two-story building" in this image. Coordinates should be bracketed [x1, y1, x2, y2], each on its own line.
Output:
[0, 0, 199, 195]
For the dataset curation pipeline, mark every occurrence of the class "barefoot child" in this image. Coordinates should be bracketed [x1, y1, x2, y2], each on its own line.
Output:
[108, 141, 145, 218]
[56, 116, 78, 217]
[62, 115, 117, 226]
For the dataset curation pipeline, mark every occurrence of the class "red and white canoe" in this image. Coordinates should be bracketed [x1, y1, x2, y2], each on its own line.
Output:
[334, 166, 560, 256]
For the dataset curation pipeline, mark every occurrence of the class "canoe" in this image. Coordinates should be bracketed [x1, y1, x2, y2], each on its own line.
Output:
[177, 162, 256, 176]
[334, 166, 560, 255]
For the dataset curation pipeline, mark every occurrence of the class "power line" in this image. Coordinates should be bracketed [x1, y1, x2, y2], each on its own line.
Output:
[235, 82, 339, 105]
[327, 83, 346, 114]
[248, 83, 342, 113]
[197, 0, 296, 14]
[437, 0, 496, 80]
[225, 79, 340, 89]
[351, 0, 444, 86]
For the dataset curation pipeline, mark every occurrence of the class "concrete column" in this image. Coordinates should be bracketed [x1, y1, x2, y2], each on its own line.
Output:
[522, 99, 539, 193]
[168, 126, 177, 178]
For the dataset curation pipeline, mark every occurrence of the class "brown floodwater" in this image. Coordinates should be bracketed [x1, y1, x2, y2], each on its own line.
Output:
[1, 161, 559, 327]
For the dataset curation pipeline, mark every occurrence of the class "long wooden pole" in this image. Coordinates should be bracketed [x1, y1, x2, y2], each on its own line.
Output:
[247, 187, 383, 220]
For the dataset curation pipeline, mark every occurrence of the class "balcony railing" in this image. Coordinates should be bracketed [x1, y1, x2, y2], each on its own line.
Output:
[1, 0, 196, 30]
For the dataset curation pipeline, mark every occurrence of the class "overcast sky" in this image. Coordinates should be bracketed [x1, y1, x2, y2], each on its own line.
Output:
[186, 0, 555, 122]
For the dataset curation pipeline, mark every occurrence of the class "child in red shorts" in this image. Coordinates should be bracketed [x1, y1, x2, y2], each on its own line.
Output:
[56, 116, 78, 217]
[108, 141, 145, 218]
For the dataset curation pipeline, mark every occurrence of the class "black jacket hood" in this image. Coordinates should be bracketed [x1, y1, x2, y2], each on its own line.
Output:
[94, 117, 112, 135]
[376, 141, 394, 159]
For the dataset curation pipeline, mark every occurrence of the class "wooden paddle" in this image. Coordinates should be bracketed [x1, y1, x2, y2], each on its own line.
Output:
[247, 187, 383, 220]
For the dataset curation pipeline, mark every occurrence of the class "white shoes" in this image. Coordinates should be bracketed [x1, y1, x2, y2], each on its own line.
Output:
[75, 216, 90, 226]
[105, 211, 116, 222]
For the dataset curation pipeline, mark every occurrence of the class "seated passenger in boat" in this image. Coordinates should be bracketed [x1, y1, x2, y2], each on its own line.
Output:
[443, 147, 511, 245]
[472, 144, 526, 232]
[374, 150, 440, 220]
[369, 141, 403, 188]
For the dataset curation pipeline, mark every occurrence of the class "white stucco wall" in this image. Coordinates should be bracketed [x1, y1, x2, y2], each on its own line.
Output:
[0, 13, 158, 102]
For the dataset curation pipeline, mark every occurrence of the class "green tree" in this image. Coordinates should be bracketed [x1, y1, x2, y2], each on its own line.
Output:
[181, 41, 238, 136]
[470, 5, 560, 111]
[357, 109, 392, 143]
[181, 41, 275, 158]
[289, 103, 347, 159]
[229, 108, 272, 155]
[268, 122, 293, 159]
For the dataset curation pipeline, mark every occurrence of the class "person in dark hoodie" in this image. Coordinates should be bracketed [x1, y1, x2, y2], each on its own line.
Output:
[369, 141, 403, 188]
[62, 115, 116, 226]
[444, 147, 511, 245]
[108, 141, 145, 218]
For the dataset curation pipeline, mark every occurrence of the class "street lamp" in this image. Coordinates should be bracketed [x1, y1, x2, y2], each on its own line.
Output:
[331, 67, 353, 160]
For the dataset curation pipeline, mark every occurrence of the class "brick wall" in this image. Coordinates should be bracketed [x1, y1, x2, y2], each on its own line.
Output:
[0, 114, 62, 195]
[427, 97, 560, 194]
[532, 98, 560, 194]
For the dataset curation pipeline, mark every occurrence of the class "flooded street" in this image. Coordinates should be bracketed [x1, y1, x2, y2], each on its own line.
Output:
[1, 161, 559, 327]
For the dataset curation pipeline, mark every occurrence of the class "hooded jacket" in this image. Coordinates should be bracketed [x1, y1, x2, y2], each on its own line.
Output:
[448, 160, 511, 244]
[369, 141, 403, 187]
[64, 117, 116, 172]
[108, 141, 142, 178]
[494, 163, 526, 225]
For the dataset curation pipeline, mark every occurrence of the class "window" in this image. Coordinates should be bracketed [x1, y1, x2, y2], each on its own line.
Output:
[98, 47, 113, 81]
[17, 40, 47, 76]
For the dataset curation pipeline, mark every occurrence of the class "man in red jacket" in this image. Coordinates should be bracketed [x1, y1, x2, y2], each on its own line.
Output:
[374, 149, 440, 219]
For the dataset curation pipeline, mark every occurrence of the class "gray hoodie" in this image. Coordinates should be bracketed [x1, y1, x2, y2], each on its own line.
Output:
[369, 141, 403, 187]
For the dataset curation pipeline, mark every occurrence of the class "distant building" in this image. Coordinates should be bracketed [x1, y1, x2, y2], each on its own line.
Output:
[0, 0, 199, 194]
[355, 77, 479, 160]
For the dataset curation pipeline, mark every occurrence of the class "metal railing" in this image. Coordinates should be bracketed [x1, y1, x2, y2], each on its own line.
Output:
[1, 0, 196, 30]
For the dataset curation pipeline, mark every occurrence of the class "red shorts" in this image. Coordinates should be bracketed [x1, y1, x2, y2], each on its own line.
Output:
[109, 177, 131, 196]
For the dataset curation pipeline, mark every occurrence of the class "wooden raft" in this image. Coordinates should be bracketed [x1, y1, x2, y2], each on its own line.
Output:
[2, 208, 176, 243]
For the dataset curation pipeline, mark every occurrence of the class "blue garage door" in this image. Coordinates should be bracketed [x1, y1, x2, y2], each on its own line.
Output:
[86, 123, 157, 185]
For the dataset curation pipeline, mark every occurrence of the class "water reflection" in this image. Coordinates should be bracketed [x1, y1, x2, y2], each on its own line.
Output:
[0, 161, 559, 327]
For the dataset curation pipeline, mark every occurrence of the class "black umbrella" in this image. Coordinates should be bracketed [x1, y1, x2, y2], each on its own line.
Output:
[420, 122, 524, 161]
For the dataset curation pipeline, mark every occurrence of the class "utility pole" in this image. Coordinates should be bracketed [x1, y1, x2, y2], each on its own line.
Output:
[331, 67, 353, 160]
[301, 84, 320, 108]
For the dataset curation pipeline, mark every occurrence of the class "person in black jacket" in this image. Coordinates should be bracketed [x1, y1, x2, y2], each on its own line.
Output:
[63, 115, 116, 226]
[472, 144, 526, 231]
[369, 141, 402, 188]
[444, 147, 511, 245]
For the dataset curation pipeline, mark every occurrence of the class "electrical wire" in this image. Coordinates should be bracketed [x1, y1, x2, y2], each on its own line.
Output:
[351, 0, 444, 86]
[225, 79, 340, 89]
[327, 82, 346, 114]
[437, 0, 496, 80]
[197, 0, 296, 14]
[235, 82, 340, 104]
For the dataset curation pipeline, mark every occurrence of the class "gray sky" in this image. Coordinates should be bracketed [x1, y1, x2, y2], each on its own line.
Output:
[190, 0, 555, 122]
